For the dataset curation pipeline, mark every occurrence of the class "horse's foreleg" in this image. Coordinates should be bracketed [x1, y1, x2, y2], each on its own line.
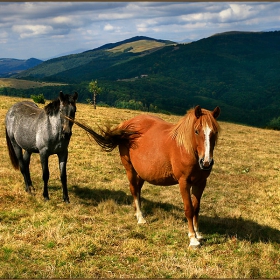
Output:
[191, 181, 206, 240]
[40, 152, 50, 200]
[58, 151, 69, 203]
[179, 178, 200, 248]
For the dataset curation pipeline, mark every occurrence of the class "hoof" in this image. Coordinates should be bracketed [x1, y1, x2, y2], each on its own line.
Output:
[64, 199, 70, 204]
[137, 217, 147, 224]
[26, 186, 35, 194]
[196, 232, 204, 240]
[189, 237, 201, 248]
[43, 196, 50, 201]
[189, 243, 201, 249]
[135, 213, 147, 224]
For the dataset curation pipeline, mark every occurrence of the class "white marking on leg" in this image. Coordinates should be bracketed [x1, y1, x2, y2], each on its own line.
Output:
[135, 197, 146, 224]
[189, 237, 200, 247]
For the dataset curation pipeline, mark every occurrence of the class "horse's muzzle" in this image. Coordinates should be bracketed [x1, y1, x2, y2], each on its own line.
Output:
[199, 158, 214, 170]
[62, 131, 72, 139]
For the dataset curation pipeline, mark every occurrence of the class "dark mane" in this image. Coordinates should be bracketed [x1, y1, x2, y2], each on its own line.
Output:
[44, 98, 60, 116]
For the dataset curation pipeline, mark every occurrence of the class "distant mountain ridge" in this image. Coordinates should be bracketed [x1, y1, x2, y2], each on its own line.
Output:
[0, 58, 43, 77]
[2, 31, 280, 129]
[87, 36, 175, 52]
[14, 36, 175, 80]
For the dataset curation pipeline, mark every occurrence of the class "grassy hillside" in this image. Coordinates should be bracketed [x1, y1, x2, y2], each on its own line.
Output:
[10, 31, 280, 128]
[0, 78, 66, 89]
[15, 37, 174, 80]
[1, 96, 280, 278]
[108, 40, 168, 53]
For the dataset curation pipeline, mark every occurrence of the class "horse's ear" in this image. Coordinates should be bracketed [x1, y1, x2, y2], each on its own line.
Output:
[194, 105, 202, 119]
[73, 92, 78, 101]
[59, 91, 65, 101]
[212, 106, 220, 119]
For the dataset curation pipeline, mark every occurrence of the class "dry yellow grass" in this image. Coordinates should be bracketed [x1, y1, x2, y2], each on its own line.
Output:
[0, 95, 280, 278]
[0, 78, 67, 89]
[108, 40, 167, 53]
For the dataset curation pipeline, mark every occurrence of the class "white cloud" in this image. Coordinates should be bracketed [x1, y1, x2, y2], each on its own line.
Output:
[12, 25, 53, 39]
[0, 2, 280, 59]
[104, 23, 114, 31]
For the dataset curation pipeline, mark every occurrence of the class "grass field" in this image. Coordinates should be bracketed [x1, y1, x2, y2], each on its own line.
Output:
[108, 40, 167, 53]
[0, 78, 66, 89]
[0, 95, 280, 278]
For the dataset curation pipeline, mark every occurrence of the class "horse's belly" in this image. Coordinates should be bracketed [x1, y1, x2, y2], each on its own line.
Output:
[131, 154, 178, 186]
[147, 176, 178, 186]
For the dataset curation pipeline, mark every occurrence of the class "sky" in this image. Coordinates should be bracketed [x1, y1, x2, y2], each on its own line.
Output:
[1, 2, 280, 60]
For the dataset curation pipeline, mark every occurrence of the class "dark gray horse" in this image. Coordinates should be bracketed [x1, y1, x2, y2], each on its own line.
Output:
[5, 91, 78, 202]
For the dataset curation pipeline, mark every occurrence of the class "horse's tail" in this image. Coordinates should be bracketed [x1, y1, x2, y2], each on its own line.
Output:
[65, 117, 140, 152]
[5, 128, 19, 170]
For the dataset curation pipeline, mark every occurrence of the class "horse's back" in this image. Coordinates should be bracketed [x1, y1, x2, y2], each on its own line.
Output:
[5, 101, 43, 152]
[120, 114, 171, 133]
[6, 101, 40, 123]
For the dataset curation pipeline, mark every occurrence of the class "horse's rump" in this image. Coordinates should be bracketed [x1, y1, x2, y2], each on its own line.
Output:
[68, 117, 141, 152]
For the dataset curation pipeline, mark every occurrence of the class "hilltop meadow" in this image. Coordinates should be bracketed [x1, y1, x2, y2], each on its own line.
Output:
[0, 95, 280, 278]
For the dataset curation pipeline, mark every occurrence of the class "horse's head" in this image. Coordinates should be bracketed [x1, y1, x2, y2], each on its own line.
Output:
[59, 91, 78, 138]
[193, 105, 220, 170]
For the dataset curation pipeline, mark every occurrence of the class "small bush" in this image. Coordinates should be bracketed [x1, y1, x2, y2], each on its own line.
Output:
[267, 116, 280, 130]
[31, 94, 45, 104]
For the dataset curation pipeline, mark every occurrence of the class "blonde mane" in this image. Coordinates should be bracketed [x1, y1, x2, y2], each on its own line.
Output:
[170, 107, 220, 154]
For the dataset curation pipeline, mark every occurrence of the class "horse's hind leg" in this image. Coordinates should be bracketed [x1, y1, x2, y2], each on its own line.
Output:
[12, 143, 34, 194]
[40, 151, 50, 200]
[23, 151, 35, 193]
[129, 172, 145, 224]
[120, 149, 146, 224]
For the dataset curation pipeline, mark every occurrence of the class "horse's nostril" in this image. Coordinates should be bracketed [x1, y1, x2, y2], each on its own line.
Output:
[199, 158, 214, 170]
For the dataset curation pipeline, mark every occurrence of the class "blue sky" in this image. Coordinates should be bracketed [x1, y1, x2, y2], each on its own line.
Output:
[1, 2, 280, 60]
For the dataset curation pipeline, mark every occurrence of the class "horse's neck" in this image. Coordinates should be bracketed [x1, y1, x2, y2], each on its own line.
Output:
[47, 113, 63, 137]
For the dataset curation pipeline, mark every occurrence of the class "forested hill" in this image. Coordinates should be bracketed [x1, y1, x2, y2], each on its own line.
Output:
[0, 58, 43, 77]
[7, 31, 280, 128]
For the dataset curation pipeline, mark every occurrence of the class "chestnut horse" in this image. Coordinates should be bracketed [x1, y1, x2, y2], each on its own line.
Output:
[68, 105, 220, 247]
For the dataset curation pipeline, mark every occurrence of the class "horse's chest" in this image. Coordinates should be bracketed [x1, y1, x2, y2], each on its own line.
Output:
[36, 132, 68, 153]
[189, 168, 211, 183]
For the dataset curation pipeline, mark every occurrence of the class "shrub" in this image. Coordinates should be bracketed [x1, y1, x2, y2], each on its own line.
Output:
[31, 93, 45, 104]
[267, 116, 280, 130]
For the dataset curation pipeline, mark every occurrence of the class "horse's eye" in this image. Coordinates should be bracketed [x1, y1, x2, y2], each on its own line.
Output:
[195, 129, 199, 135]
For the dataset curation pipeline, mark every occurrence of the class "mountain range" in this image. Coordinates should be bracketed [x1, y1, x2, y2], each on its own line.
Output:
[1, 32, 280, 128]
[0, 58, 43, 77]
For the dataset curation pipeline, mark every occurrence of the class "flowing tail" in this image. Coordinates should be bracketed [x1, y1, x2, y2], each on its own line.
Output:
[63, 116, 140, 152]
[5, 128, 19, 170]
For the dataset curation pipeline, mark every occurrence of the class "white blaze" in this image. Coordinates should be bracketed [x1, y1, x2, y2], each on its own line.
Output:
[203, 124, 211, 163]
